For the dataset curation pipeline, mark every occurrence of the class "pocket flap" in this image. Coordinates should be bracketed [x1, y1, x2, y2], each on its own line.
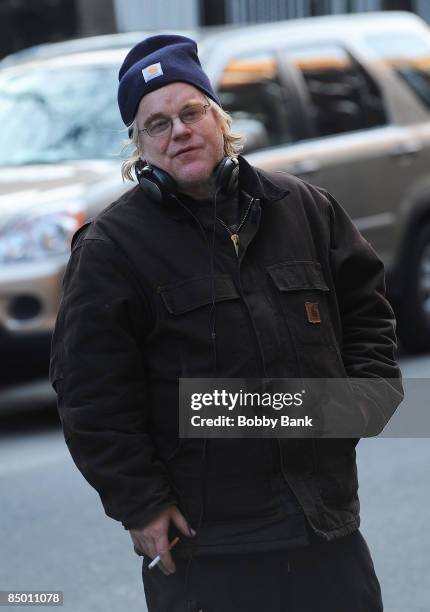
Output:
[158, 275, 240, 315]
[267, 261, 329, 292]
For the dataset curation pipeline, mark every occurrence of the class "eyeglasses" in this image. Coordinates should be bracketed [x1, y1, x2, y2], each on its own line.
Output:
[138, 102, 210, 137]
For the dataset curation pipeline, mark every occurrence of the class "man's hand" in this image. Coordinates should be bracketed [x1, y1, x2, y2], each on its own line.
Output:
[129, 506, 195, 575]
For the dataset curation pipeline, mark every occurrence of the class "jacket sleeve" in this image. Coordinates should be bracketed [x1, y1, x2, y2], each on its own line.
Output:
[324, 189, 404, 435]
[50, 233, 176, 528]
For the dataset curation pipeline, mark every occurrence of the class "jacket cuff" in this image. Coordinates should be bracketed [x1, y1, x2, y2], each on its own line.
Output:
[121, 498, 178, 530]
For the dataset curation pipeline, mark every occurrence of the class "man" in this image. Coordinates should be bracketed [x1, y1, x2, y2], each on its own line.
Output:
[50, 35, 403, 611]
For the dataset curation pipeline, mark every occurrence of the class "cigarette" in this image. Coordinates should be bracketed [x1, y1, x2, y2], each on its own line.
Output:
[148, 536, 180, 570]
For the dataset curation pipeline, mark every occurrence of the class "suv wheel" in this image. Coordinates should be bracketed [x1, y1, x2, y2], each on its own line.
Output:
[398, 224, 430, 353]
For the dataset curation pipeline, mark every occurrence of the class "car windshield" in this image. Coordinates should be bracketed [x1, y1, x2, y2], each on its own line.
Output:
[0, 61, 125, 166]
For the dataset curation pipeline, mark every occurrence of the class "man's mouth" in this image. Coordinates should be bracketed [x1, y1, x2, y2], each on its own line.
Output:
[175, 147, 199, 157]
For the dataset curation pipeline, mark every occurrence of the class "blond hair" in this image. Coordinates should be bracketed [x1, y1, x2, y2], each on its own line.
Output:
[121, 98, 244, 182]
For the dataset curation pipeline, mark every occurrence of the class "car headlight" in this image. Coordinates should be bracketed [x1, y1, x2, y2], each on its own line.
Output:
[0, 203, 86, 264]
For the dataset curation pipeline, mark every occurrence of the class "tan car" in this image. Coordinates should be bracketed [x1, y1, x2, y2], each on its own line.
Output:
[1, 10, 430, 396]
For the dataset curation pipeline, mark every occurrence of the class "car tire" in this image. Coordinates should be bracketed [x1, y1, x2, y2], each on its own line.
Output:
[398, 224, 430, 353]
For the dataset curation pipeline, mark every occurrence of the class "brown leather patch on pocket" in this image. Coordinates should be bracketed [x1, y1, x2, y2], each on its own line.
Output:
[305, 302, 321, 323]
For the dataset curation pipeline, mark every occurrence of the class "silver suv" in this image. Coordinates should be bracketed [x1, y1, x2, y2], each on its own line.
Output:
[1, 11, 430, 393]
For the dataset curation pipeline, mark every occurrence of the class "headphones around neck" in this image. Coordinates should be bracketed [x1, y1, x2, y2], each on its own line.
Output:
[135, 156, 239, 203]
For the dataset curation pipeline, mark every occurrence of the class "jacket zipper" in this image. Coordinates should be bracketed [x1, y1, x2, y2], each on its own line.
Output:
[221, 198, 301, 523]
[218, 197, 268, 378]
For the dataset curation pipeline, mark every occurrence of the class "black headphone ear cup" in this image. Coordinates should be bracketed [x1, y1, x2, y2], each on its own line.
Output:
[138, 176, 164, 203]
[214, 157, 239, 196]
[136, 163, 178, 202]
[150, 166, 178, 195]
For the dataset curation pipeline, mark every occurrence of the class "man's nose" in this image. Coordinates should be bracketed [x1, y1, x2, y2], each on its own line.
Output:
[171, 116, 192, 138]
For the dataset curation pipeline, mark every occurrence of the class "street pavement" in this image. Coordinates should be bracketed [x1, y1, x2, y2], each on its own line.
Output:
[0, 412, 145, 612]
[0, 354, 429, 612]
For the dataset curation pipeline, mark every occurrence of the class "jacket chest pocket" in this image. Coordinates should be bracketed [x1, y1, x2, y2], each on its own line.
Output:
[266, 261, 335, 347]
[159, 274, 240, 315]
[157, 274, 247, 376]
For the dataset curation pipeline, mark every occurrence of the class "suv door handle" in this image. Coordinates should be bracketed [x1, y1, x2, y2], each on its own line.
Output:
[389, 140, 423, 158]
[287, 159, 321, 177]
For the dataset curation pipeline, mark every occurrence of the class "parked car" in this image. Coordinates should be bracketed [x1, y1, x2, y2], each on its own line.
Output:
[2, 10, 430, 394]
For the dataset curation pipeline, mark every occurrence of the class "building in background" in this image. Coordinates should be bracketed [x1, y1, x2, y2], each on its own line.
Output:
[0, 0, 77, 59]
[1, 0, 430, 59]
[0, 0, 115, 59]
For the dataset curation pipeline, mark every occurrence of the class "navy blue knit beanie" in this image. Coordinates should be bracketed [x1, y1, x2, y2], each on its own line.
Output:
[118, 34, 221, 127]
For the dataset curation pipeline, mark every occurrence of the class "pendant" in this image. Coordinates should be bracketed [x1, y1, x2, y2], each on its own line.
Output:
[231, 233, 239, 256]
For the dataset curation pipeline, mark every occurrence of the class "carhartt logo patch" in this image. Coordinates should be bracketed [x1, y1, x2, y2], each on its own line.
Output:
[305, 302, 321, 323]
[142, 62, 163, 82]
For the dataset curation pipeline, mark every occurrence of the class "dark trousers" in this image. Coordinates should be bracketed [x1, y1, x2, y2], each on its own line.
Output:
[142, 530, 383, 612]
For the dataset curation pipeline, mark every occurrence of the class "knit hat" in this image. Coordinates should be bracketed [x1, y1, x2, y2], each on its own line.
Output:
[117, 34, 221, 127]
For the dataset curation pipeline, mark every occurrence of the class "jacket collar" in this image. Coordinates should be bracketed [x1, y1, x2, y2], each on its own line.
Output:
[145, 155, 290, 221]
[237, 155, 290, 202]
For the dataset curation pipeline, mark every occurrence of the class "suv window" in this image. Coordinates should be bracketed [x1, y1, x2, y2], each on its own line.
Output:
[0, 62, 123, 166]
[217, 51, 293, 151]
[366, 32, 430, 110]
[286, 43, 386, 137]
